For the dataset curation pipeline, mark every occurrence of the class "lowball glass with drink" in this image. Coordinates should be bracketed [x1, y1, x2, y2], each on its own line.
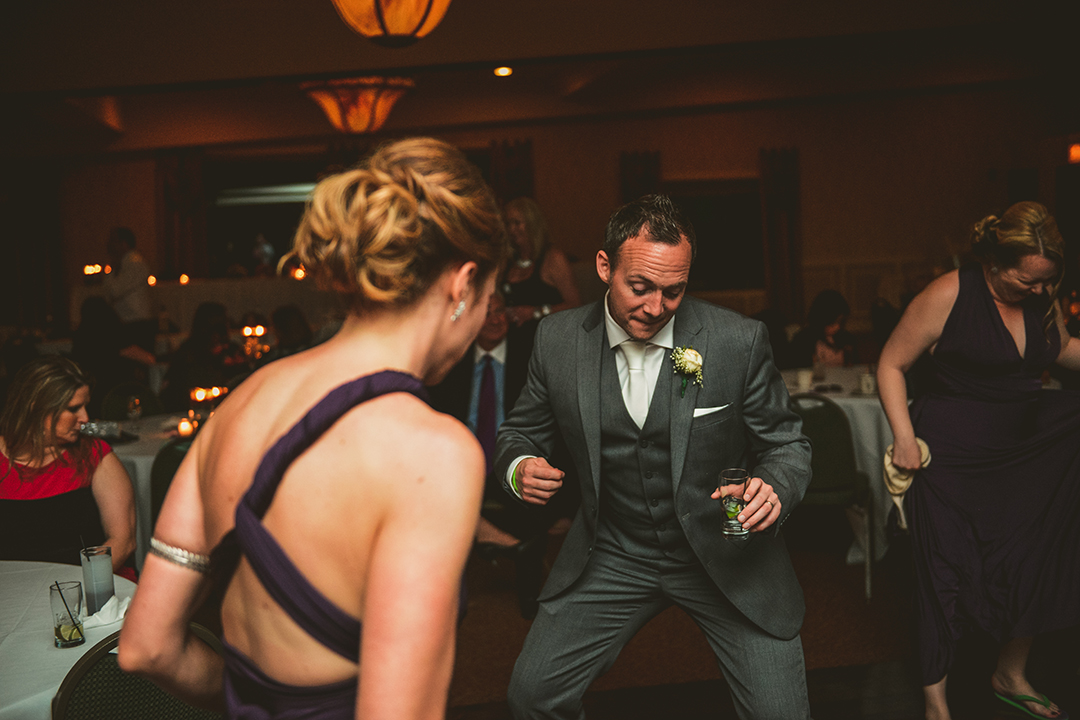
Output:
[718, 468, 750, 539]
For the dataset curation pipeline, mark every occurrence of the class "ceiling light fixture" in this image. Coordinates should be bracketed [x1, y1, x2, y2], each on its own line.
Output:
[330, 0, 453, 47]
[494, 66, 513, 77]
[302, 76, 415, 133]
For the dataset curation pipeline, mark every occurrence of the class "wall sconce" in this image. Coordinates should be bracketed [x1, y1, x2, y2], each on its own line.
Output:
[331, 0, 452, 47]
[302, 76, 414, 133]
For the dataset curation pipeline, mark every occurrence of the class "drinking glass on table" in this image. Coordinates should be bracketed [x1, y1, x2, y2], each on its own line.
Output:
[81, 545, 115, 615]
[50, 581, 85, 648]
[718, 468, 750, 539]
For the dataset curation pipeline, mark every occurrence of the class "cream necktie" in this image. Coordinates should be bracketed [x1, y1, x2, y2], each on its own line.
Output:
[621, 340, 649, 429]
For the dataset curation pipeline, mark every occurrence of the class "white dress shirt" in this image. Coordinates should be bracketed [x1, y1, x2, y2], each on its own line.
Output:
[507, 293, 676, 497]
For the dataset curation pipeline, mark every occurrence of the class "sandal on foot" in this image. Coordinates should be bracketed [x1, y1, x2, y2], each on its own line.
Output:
[994, 691, 1069, 720]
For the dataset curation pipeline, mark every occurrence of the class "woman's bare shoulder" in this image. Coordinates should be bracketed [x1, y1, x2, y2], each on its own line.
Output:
[907, 269, 960, 318]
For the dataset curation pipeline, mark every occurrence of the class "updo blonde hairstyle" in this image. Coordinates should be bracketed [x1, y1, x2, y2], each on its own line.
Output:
[292, 138, 507, 311]
[972, 200, 1065, 335]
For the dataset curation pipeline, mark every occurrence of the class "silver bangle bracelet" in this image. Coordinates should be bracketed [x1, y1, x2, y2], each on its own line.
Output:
[149, 537, 212, 574]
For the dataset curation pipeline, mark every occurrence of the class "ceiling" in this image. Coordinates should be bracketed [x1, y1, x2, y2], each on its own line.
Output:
[0, 0, 1071, 156]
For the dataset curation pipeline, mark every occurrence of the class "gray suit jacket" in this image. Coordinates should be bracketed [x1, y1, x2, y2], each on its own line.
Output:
[495, 296, 812, 639]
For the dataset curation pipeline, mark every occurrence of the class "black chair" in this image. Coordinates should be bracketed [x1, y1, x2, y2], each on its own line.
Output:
[52, 623, 223, 720]
[790, 392, 873, 600]
[150, 437, 194, 528]
[99, 381, 164, 421]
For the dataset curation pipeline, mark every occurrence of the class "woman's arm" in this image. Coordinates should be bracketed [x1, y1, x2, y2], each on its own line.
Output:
[1054, 304, 1080, 371]
[357, 420, 485, 720]
[117, 439, 224, 712]
[540, 247, 581, 311]
[90, 452, 136, 571]
[507, 248, 583, 326]
[877, 272, 957, 471]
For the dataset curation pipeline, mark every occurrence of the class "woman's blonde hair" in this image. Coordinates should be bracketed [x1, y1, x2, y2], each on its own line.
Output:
[0, 356, 94, 481]
[505, 197, 551, 261]
[291, 138, 507, 311]
[972, 200, 1065, 335]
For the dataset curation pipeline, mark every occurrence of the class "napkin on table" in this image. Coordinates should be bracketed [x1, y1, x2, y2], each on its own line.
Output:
[82, 594, 131, 628]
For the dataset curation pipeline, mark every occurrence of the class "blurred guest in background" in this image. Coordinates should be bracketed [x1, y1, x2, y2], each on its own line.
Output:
[878, 201, 1080, 720]
[0, 356, 135, 576]
[502, 197, 581, 328]
[103, 227, 156, 354]
[428, 291, 548, 619]
[160, 302, 244, 411]
[790, 289, 856, 368]
[72, 297, 156, 417]
[259, 304, 314, 367]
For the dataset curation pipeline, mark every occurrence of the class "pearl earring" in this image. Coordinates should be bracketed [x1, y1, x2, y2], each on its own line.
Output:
[450, 300, 466, 322]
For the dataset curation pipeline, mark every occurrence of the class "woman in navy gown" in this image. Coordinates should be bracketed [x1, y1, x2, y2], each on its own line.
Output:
[120, 138, 507, 719]
[878, 201, 1080, 720]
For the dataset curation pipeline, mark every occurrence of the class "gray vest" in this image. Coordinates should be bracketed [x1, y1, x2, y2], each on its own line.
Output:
[596, 340, 695, 563]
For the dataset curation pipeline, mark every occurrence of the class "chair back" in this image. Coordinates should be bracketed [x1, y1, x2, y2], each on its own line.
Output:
[100, 381, 164, 421]
[790, 393, 865, 505]
[150, 437, 194, 527]
[52, 625, 222, 720]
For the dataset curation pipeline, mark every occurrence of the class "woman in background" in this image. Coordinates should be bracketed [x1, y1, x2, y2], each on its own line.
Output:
[878, 201, 1080, 720]
[0, 356, 135, 575]
[502, 197, 580, 327]
[789, 289, 856, 368]
[120, 138, 506, 719]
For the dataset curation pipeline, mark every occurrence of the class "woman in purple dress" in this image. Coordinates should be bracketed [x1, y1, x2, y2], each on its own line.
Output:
[119, 138, 506, 719]
[878, 201, 1080, 720]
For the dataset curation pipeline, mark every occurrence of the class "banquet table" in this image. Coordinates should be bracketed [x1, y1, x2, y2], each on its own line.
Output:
[0, 561, 136, 720]
[109, 413, 187, 572]
[782, 365, 894, 562]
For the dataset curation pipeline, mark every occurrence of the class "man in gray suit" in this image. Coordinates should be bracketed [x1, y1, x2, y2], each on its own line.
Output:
[495, 195, 813, 719]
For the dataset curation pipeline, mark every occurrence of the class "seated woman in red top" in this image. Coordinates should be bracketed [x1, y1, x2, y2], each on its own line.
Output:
[0, 356, 135, 573]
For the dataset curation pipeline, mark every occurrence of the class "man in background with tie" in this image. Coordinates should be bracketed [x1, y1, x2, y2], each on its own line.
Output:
[496, 195, 813, 719]
[428, 291, 550, 618]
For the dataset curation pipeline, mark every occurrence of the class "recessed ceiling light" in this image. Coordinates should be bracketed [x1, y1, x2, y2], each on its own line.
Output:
[494, 66, 513, 77]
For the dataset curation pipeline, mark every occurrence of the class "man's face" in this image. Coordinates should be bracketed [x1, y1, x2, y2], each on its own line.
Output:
[476, 292, 509, 348]
[596, 232, 692, 341]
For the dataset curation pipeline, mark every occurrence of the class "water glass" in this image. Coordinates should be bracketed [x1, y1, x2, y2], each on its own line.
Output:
[719, 468, 750, 539]
[50, 581, 85, 648]
[80, 546, 115, 615]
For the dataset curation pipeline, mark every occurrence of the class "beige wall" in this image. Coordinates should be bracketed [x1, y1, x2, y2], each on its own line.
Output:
[58, 84, 1062, 330]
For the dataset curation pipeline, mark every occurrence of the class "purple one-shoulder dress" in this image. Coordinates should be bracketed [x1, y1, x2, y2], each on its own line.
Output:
[211, 371, 429, 719]
[908, 263, 1080, 685]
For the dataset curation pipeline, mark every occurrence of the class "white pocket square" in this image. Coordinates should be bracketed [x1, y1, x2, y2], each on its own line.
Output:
[693, 403, 730, 417]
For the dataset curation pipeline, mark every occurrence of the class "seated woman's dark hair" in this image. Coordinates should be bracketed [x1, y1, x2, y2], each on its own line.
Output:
[805, 290, 850, 337]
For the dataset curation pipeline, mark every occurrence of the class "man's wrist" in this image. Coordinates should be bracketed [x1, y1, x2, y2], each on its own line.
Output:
[507, 455, 535, 499]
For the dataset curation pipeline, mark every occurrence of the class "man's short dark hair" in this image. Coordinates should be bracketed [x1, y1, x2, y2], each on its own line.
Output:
[602, 194, 696, 267]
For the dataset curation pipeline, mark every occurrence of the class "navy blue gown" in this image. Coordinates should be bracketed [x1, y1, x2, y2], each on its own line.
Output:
[908, 263, 1080, 685]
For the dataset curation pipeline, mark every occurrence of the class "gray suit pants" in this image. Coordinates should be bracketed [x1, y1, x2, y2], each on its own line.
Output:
[508, 547, 812, 720]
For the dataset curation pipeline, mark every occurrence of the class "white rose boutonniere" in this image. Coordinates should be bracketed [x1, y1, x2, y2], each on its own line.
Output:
[671, 346, 704, 398]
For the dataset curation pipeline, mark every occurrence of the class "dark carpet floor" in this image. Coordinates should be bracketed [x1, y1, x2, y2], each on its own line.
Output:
[448, 508, 1080, 719]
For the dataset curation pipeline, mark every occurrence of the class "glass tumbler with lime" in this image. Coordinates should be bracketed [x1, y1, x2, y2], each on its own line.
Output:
[719, 468, 750, 538]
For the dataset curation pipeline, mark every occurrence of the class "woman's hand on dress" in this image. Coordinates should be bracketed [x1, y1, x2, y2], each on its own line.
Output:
[890, 437, 924, 472]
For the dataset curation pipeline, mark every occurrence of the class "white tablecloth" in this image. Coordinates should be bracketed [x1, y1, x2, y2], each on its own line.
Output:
[783, 365, 894, 561]
[110, 414, 187, 572]
[0, 561, 136, 720]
